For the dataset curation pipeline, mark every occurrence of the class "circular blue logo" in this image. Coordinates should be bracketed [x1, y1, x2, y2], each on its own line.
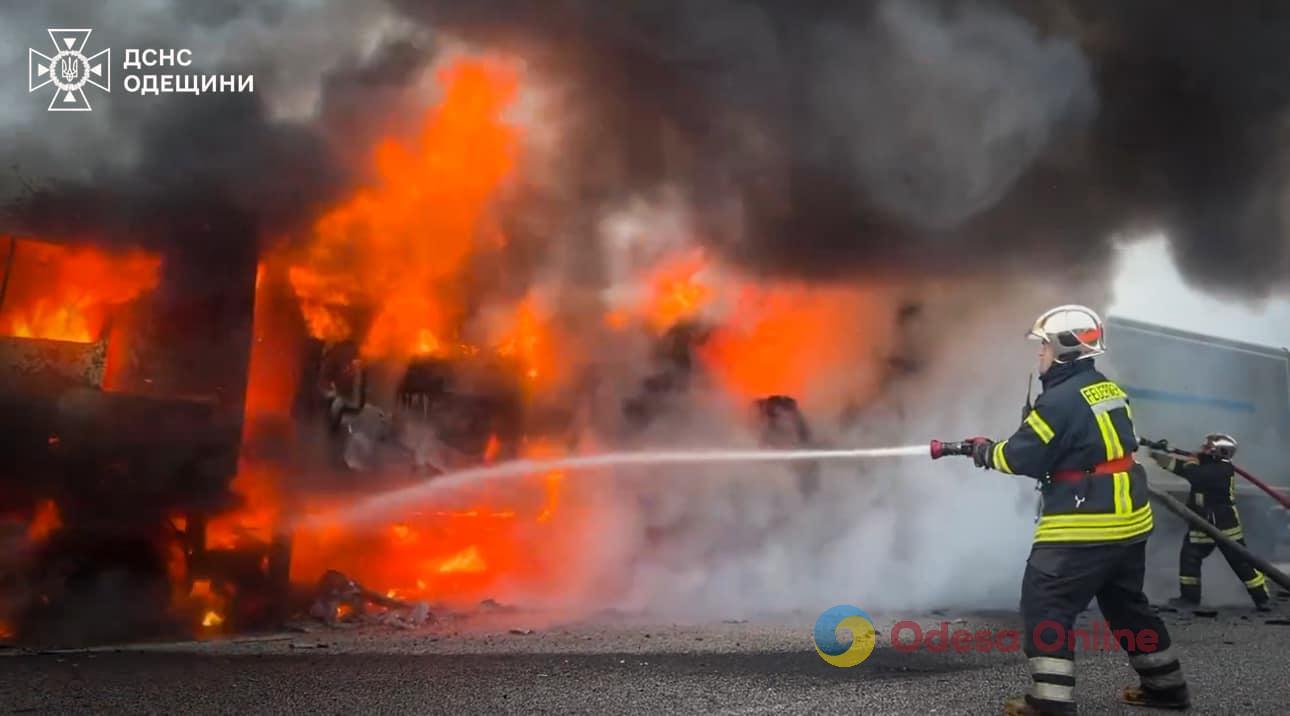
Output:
[814, 604, 876, 667]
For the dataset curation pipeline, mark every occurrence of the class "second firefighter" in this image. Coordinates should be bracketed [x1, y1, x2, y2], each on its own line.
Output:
[1150, 434, 1272, 611]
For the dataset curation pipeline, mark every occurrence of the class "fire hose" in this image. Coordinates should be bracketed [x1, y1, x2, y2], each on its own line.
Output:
[1145, 483, 1290, 593]
[1139, 438, 1290, 512]
[929, 439, 1290, 594]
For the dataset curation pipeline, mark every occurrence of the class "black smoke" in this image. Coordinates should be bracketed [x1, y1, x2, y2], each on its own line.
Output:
[386, 0, 1290, 298]
[6, 0, 1290, 296]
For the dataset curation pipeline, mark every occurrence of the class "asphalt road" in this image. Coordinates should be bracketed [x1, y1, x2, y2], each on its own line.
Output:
[3, 599, 1290, 715]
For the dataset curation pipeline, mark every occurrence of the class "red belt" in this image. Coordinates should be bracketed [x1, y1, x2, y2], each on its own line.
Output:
[1051, 455, 1137, 483]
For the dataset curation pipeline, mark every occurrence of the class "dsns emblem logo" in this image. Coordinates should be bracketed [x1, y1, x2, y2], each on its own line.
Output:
[29, 29, 111, 112]
[814, 605, 876, 667]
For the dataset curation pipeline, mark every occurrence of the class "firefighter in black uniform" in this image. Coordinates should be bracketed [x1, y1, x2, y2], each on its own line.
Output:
[964, 305, 1189, 715]
[1151, 434, 1272, 611]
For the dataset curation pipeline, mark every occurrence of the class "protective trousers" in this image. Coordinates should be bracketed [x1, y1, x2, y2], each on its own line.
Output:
[1020, 541, 1186, 714]
[1178, 509, 1270, 606]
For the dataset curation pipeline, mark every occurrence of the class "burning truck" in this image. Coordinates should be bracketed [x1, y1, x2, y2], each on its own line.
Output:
[0, 233, 275, 643]
[0, 57, 866, 645]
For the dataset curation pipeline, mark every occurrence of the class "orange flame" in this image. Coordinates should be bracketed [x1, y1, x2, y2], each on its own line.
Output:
[436, 545, 487, 574]
[216, 56, 583, 612]
[205, 461, 281, 550]
[698, 284, 890, 403]
[287, 438, 566, 605]
[493, 295, 560, 387]
[185, 580, 231, 635]
[0, 237, 160, 343]
[286, 57, 522, 360]
[27, 499, 62, 542]
[645, 249, 713, 332]
[608, 246, 893, 406]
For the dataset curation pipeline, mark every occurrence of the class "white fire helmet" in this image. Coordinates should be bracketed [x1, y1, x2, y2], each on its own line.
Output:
[1026, 304, 1106, 363]
[1201, 433, 1238, 460]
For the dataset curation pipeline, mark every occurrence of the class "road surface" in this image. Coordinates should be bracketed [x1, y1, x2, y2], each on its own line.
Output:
[3, 597, 1289, 714]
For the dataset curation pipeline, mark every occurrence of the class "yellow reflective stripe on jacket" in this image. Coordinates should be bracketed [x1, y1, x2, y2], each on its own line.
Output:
[1025, 411, 1055, 444]
[1179, 576, 1200, 585]
[1033, 504, 1154, 543]
[1112, 471, 1130, 515]
[1246, 573, 1267, 589]
[1094, 413, 1125, 460]
[993, 441, 1013, 474]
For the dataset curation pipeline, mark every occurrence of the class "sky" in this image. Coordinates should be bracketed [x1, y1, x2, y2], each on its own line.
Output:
[1109, 234, 1290, 349]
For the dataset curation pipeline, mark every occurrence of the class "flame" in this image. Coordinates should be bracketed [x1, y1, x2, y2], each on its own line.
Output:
[205, 461, 281, 550]
[697, 284, 889, 402]
[482, 434, 502, 463]
[608, 245, 891, 405]
[493, 294, 560, 387]
[645, 249, 713, 332]
[186, 580, 231, 634]
[436, 545, 487, 574]
[207, 56, 580, 614]
[242, 261, 302, 432]
[286, 56, 522, 360]
[27, 499, 62, 542]
[0, 237, 160, 343]
[0, 620, 13, 640]
[287, 438, 567, 605]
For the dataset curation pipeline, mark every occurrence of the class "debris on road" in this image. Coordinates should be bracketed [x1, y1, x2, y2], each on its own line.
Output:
[309, 570, 434, 630]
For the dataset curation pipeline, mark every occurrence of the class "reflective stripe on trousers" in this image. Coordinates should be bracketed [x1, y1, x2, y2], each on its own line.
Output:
[1028, 656, 1075, 706]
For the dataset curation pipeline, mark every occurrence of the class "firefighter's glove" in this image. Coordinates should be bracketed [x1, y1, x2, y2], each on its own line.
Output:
[968, 438, 995, 469]
[1150, 451, 1173, 470]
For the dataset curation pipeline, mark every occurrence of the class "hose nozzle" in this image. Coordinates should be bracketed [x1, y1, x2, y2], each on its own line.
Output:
[929, 439, 976, 460]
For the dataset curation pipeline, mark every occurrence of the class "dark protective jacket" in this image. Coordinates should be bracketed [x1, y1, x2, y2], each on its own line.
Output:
[982, 359, 1154, 546]
[1165, 453, 1243, 529]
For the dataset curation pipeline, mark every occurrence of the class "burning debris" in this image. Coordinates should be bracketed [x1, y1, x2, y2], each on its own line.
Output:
[308, 570, 432, 630]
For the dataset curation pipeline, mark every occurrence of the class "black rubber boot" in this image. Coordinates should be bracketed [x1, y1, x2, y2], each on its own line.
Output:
[1120, 685, 1191, 710]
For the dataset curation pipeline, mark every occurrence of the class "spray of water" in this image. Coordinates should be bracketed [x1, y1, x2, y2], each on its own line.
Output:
[300, 445, 930, 529]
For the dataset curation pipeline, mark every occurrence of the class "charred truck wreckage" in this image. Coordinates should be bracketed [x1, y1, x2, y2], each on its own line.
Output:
[0, 234, 273, 643]
[0, 227, 827, 645]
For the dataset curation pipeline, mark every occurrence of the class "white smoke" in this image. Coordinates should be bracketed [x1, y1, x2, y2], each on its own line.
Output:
[552, 278, 1112, 620]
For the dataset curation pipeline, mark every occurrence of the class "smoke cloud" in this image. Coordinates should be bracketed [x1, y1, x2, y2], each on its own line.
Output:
[391, 0, 1290, 295]
[7, 0, 1290, 292]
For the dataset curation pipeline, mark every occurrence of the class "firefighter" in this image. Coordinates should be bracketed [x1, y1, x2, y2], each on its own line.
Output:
[1150, 434, 1272, 611]
[965, 305, 1189, 715]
